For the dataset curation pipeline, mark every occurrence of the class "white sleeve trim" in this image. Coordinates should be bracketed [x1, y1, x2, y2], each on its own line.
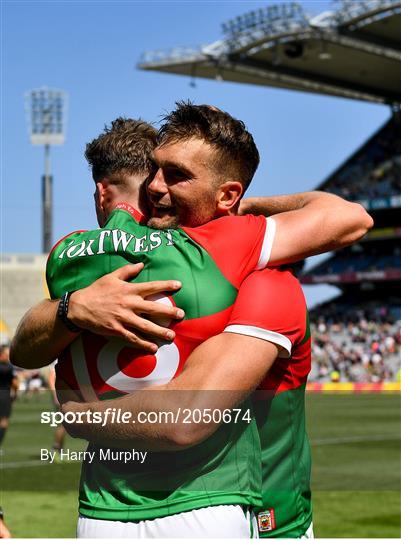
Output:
[224, 324, 291, 358]
[256, 217, 276, 269]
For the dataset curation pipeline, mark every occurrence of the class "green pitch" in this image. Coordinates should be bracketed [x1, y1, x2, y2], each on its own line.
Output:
[1, 392, 400, 537]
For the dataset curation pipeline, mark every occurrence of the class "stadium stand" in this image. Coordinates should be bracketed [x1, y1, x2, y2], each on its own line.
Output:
[318, 115, 401, 203]
[310, 302, 401, 382]
[305, 248, 401, 276]
[0, 254, 48, 337]
[302, 115, 401, 282]
[302, 114, 401, 382]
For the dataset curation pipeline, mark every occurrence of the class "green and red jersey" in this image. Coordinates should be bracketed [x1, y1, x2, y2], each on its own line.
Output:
[225, 268, 312, 537]
[46, 202, 275, 521]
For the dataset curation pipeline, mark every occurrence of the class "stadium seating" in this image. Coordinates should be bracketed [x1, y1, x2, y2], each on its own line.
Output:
[0, 254, 48, 337]
[322, 116, 401, 202]
[308, 252, 401, 276]
[310, 308, 401, 383]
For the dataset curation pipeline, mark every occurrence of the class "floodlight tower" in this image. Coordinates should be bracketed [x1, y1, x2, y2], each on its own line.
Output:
[25, 87, 68, 253]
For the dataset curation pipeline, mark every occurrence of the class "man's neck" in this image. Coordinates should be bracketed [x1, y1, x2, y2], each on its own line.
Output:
[110, 198, 139, 212]
[105, 199, 146, 223]
[106, 192, 142, 216]
[102, 178, 146, 218]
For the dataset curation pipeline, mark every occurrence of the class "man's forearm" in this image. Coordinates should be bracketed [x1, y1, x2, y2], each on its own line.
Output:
[241, 191, 369, 219]
[241, 191, 373, 265]
[62, 334, 277, 450]
[62, 388, 194, 452]
[240, 193, 315, 216]
[63, 387, 245, 452]
[10, 300, 78, 369]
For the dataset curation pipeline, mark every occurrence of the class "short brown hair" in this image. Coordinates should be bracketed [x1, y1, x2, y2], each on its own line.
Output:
[157, 101, 259, 191]
[85, 117, 157, 183]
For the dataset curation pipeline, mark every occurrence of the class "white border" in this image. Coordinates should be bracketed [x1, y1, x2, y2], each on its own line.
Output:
[256, 217, 276, 269]
[224, 324, 291, 358]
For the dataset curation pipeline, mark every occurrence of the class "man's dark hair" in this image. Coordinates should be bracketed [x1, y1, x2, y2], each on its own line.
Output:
[85, 117, 157, 183]
[157, 101, 260, 191]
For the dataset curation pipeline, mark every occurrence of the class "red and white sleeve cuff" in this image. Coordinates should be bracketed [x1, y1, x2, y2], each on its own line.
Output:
[224, 324, 292, 358]
[256, 217, 276, 269]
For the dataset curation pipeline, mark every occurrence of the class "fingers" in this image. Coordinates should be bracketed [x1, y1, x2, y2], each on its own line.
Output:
[117, 327, 159, 353]
[109, 311, 176, 344]
[140, 299, 185, 320]
[129, 315, 176, 341]
[107, 266, 182, 299]
[135, 280, 182, 296]
[110, 263, 144, 281]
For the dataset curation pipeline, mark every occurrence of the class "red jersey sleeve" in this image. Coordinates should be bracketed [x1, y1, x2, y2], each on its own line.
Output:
[182, 215, 276, 288]
[224, 268, 307, 358]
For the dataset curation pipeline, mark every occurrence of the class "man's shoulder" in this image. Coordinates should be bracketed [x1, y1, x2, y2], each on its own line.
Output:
[234, 268, 307, 329]
[46, 227, 111, 275]
[257, 267, 303, 288]
[244, 267, 303, 292]
[48, 229, 89, 257]
[181, 214, 268, 257]
[227, 267, 309, 358]
[47, 207, 144, 262]
[185, 214, 266, 234]
[180, 214, 270, 288]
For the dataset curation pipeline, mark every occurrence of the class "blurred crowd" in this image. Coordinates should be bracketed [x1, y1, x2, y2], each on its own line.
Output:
[13, 368, 48, 395]
[3, 302, 401, 393]
[311, 246, 401, 276]
[311, 308, 401, 383]
[326, 117, 401, 202]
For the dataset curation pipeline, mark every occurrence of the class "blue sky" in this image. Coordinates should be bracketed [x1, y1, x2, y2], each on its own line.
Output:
[2, 1, 390, 306]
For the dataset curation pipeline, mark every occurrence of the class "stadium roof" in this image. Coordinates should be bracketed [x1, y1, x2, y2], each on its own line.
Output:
[138, 0, 401, 105]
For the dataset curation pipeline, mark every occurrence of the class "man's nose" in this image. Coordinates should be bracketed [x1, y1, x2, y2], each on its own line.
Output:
[147, 169, 168, 195]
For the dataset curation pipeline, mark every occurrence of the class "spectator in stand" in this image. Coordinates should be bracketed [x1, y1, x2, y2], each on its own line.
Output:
[310, 308, 400, 383]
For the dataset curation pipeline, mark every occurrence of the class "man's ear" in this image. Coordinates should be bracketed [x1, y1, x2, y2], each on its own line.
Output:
[216, 181, 243, 215]
[95, 182, 106, 209]
[96, 180, 117, 210]
[94, 181, 109, 227]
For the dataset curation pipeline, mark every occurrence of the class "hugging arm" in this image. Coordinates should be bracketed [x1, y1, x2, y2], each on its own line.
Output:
[62, 332, 278, 451]
[62, 268, 299, 451]
[239, 191, 373, 265]
[10, 264, 184, 369]
[10, 299, 77, 370]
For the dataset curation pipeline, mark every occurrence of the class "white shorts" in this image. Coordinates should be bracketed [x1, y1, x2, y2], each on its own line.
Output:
[28, 378, 42, 391]
[77, 505, 258, 538]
